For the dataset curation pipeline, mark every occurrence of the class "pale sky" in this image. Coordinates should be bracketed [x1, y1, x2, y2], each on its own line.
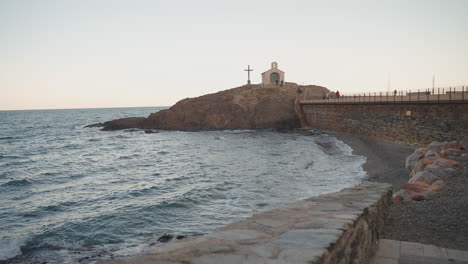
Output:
[1, 0, 467, 110]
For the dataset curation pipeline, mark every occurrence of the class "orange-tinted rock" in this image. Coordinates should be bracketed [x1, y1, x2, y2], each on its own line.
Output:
[441, 140, 460, 150]
[403, 182, 433, 194]
[409, 171, 440, 185]
[432, 158, 461, 167]
[440, 148, 462, 157]
[402, 182, 443, 201]
[431, 180, 445, 191]
[460, 136, 468, 150]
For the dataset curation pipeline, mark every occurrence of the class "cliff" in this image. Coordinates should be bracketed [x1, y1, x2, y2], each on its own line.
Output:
[99, 84, 328, 131]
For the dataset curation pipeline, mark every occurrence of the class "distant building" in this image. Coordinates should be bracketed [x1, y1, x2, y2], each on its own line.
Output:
[261, 62, 285, 86]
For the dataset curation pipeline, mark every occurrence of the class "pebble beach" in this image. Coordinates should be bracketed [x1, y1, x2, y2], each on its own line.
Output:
[331, 131, 468, 251]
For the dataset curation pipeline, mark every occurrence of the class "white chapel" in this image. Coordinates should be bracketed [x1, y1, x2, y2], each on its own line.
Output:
[261, 62, 285, 86]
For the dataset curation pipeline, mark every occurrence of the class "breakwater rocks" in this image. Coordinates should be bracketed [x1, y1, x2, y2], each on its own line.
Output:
[93, 84, 328, 131]
[394, 137, 467, 204]
[100, 182, 392, 264]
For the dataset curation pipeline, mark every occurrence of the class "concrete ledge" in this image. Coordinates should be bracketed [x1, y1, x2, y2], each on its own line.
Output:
[101, 182, 392, 264]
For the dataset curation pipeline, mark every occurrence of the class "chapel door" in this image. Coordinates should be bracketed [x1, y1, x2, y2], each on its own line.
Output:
[270, 72, 280, 84]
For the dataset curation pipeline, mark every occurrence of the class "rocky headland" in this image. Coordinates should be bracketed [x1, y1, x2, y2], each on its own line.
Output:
[89, 84, 329, 131]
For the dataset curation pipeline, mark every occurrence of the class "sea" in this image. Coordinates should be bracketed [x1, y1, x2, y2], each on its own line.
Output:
[0, 107, 367, 264]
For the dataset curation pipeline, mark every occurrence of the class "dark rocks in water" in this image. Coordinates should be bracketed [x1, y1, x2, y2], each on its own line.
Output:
[176, 235, 186, 240]
[101, 117, 146, 131]
[78, 256, 90, 262]
[84, 123, 104, 128]
[122, 128, 142, 132]
[144, 129, 159, 134]
[100, 84, 329, 131]
[157, 234, 174, 243]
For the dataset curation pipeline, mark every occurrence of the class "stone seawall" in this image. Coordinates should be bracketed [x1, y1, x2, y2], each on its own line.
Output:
[301, 102, 468, 145]
[101, 182, 392, 264]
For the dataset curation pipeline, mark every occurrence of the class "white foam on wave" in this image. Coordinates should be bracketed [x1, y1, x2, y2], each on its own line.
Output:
[0, 236, 27, 260]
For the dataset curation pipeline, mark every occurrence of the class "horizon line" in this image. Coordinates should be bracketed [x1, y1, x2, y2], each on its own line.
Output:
[0, 105, 170, 112]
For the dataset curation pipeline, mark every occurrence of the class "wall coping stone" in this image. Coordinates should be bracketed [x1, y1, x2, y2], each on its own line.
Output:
[100, 181, 392, 264]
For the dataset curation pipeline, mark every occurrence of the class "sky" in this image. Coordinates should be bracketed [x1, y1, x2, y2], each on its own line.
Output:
[1, 0, 467, 110]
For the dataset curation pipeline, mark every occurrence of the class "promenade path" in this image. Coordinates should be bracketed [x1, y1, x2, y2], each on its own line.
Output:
[300, 90, 467, 104]
[371, 239, 468, 264]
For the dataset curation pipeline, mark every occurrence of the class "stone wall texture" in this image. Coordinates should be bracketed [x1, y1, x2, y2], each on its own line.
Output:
[100, 182, 392, 264]
[301, 102, 468, 145]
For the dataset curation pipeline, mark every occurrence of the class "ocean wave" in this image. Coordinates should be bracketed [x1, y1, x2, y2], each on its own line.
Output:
[1, 108, 369, 264]
[0, 236, 28, 260]
[127, 185, 160, 197]
[1, 179, 32, 187]
[0, 155, 21, 160]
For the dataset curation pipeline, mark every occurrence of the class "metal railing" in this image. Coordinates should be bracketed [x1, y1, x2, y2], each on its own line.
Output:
[300, 86, 467, 104]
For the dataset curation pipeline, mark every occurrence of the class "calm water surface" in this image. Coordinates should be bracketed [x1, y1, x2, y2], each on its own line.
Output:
[0, 107, 366, 263]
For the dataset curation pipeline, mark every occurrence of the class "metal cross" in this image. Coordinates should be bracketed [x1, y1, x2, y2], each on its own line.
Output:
[244, 65, 253, 84]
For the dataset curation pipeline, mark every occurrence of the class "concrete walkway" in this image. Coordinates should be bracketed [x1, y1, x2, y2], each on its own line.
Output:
[372, 239, 468, 264]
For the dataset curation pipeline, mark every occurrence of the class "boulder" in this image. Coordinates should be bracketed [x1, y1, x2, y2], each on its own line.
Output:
[408, 171, 440, 185]
[423, 150, 440, 159]
[410, 157, 439, 177]
[402, 182, 442, 201]
[440, 148, 462, 157]
[405, 147, 429, 170]
[424, 165, 455, 178]
[428, 141, 445, 151]
[393, 189, 414, 204]
[460, 136, 468, 150]
[410, 156, 460, 177]
[430, 158, 461, 168]
[431, 180, 445, 192]
[440, 140, 460, 151]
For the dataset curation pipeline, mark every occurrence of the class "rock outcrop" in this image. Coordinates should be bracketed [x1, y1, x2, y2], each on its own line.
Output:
[97, 84, 328, 131]
[394, 138, 466, 204]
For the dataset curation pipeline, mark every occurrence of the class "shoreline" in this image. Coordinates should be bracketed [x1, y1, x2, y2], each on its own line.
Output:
[329, 131, 468, 251]
[327, 131, 417, 190]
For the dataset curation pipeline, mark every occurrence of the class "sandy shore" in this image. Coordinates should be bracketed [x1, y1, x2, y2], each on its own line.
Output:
[329, 131, 468, 251]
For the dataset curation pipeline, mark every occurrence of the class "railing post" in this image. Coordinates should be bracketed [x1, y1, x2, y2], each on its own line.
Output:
[449, 87, 452, 103]
[417, 89, 420, 102]
[463, 86, 465, 102]
[438, 88, 440, 103]
[427, 89, 429, 103]
[409, 89, 411, 102]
